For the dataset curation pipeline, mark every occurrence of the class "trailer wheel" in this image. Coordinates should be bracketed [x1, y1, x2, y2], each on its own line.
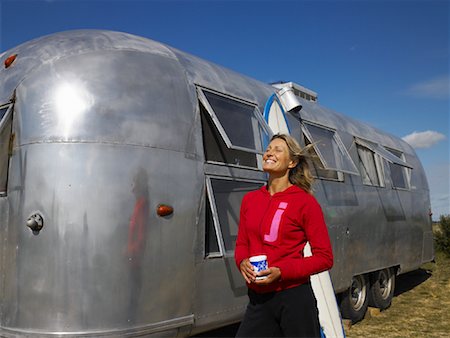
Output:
[368, 268, 395, 310]
[339, 274, 369, 324]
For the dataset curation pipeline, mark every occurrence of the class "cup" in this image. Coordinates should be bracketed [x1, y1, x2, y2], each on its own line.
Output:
[249, 255, 268, 280]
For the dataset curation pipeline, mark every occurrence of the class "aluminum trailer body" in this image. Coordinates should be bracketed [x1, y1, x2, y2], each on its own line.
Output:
[0, 30, 433, 336]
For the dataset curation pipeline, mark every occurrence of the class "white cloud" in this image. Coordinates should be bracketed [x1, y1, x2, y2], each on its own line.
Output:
[406, 75, 450, 99]
[402, 130, 446, 149]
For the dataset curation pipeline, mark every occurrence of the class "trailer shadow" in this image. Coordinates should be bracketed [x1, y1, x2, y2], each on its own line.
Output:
[393, 268, 432, 297]
[192, 322, 240, 338]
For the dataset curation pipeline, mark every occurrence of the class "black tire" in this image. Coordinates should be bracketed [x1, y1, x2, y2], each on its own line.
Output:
[368, 268, 396, 310]
[339, 274, 369, 324]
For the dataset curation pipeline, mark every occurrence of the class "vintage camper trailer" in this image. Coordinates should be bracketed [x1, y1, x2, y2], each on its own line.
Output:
[0, 30, 433, 337]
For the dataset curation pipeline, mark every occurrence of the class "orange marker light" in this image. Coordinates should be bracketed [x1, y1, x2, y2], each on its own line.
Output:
[157, 204, 174, 217]
[4, 54, 17, 69]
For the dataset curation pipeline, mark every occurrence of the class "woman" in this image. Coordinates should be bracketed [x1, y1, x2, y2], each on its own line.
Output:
[234, 134, 333, 337]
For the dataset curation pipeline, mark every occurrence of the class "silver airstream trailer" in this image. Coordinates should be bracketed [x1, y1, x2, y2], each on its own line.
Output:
[0, 30, 434, 337]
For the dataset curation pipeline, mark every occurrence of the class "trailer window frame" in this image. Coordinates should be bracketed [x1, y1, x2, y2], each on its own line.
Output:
[204, 189, 221, 258]
[355, 138, 412, 169]
[205, 176, 265, 258]
[0, 103, 13, 196]
[199, 101, 263, 170]
[197, 86, 272, 155]
[354, 138, 412, 190]
[301, 121, 359, 176]
[303, 134, 344, 182]
[384, 147, 411, 190]
[355, 138, 385, 187]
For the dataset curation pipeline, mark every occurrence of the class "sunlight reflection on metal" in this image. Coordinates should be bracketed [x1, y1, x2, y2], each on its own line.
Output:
[54, 82, 93, 138]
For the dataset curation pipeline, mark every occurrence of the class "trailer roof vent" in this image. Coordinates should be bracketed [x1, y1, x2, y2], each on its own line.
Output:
[272, 81, 318, 102]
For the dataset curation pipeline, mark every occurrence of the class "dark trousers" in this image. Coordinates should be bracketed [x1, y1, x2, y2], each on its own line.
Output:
[236, 283, 321, 338]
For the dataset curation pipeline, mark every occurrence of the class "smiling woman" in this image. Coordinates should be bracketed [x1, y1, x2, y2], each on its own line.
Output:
[263, 134, 314, 195]
[263, 138, 297, 175]
[235, 134, 333, 338]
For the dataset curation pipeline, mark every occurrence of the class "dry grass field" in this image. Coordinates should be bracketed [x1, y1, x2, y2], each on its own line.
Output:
[346, 250, 450, 338]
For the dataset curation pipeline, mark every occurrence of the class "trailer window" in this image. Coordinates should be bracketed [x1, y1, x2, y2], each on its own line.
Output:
[0, 106, 8, 121]
[385, 148, 411, 189]
[200, 104, 258, 168]
[206, 177, 264, 256]
[355, 138, 411, 189]
[197, 87, 271, 155]
[205, 196, 220, 257]
[356, 141, 385, 187]
[302, 122, 359, 175]
[304, 135, 343, 181]
[0, 104, 13, 195]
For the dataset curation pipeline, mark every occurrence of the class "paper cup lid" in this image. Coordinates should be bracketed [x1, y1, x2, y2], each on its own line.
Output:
[249, 255, 267, 262]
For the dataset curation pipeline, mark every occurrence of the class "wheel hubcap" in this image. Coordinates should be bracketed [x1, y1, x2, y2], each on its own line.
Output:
[350, 276, 366, 311]
[378, 270, 393, 299]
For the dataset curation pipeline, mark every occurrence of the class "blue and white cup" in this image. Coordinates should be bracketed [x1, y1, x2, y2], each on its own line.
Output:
[249, 255, 268, 280]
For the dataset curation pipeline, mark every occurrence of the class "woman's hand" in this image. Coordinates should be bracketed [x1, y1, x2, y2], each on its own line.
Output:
[239, 258, 257, 283]
[254, 267, 281, 285]
[240, 260, 281, 285]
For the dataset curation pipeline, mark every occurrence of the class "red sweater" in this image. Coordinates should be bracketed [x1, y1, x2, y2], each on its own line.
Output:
[235, 185, 333, 293]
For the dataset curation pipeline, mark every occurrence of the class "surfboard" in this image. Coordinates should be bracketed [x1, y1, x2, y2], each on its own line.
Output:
[304, 242, 346, 338]
[263, 94, 290, 135]
[264, 94, 346, 338]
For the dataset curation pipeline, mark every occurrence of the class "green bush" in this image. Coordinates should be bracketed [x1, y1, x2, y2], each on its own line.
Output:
[435, 214, 450, 257]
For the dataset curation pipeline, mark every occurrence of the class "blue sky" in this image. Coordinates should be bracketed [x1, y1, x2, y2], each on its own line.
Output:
[1, 0, 449, 219]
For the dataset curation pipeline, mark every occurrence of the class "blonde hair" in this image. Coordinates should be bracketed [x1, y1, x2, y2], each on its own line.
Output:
[270, 134, 314, 194]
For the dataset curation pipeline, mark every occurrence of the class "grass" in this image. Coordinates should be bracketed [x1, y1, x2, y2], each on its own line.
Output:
[345, 250, 450, 337]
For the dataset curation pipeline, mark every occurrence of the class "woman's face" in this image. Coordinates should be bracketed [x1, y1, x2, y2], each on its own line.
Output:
[262, 138, 296, 174]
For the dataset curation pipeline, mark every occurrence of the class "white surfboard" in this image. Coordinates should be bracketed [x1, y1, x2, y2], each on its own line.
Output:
[264, 95, 345, 338]
[263, 94, 290, 135]
[304, 242, 345, 338]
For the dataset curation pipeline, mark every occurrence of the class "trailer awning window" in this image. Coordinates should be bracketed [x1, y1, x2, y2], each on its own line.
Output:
[197, 87, 271, 154]
[0, 104, 12, 129]
[200, 104, 259, 168]
[385, 147, 411, 189]
[205, 177, 264, 257]
[0, 107, 9, 122]
[304, 134, 343, 181]
[0, 103, 13, 196]
[302, 122, 359, 175]
[355, 138, 413, 169]
[355, 139, 385, 187]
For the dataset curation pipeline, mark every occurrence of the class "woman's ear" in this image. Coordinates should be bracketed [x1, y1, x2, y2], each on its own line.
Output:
[288, 160, 298, 169]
